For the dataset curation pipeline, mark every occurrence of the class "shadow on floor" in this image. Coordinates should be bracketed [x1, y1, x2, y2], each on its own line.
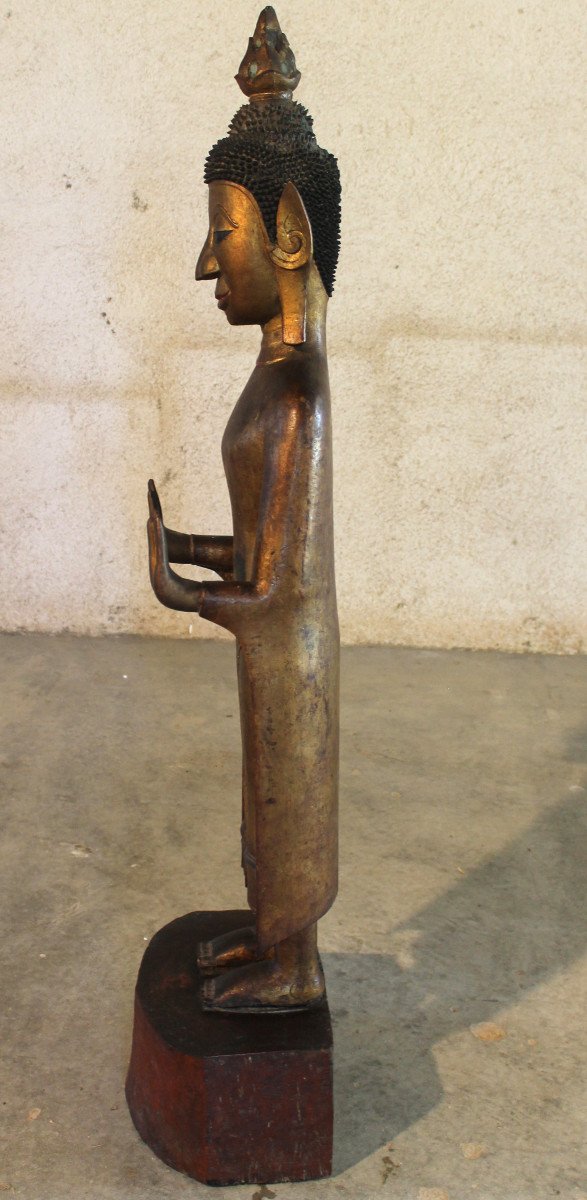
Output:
[327, 787, 587, 1173]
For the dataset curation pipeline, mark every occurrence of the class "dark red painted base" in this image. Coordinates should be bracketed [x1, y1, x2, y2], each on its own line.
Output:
[125, 910, 333, 1186]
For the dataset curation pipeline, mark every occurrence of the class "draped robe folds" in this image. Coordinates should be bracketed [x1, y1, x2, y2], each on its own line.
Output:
[199, 352, 339, 953]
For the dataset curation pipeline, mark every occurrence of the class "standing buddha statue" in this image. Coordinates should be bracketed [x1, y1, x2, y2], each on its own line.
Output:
[146, 5, 341, 1014]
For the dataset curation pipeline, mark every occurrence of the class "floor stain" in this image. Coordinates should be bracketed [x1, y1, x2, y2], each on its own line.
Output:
[381, 1143, 401, 1182]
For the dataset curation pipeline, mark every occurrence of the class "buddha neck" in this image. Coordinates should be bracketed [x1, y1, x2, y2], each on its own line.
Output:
[257, 268, 328, 366]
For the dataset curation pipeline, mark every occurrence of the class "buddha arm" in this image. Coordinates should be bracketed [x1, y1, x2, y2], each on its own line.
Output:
[147, 398, 304, 630]
[165, 529, 234, 580]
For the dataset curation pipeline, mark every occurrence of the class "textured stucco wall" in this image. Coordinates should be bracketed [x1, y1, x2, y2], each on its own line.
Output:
[1, 1, 585, 650]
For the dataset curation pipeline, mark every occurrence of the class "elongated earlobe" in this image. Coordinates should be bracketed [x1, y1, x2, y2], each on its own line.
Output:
[274, 271, 306, 345]
[271, 182, 313, 345]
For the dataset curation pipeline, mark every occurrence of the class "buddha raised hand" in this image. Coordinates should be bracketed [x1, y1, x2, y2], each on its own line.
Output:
[147, 6, 341, 1014]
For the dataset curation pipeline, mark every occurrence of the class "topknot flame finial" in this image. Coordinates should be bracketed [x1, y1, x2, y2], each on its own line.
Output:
[235, 6, 301, 101]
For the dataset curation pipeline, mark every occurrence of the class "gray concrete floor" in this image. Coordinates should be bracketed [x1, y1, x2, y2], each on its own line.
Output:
[1, 635, 586, 1200]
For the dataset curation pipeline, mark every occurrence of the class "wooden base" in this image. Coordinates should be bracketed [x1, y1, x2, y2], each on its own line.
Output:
[125, 910, 333, 1186]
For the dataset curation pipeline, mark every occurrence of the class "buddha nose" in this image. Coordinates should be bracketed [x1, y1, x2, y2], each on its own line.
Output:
[195, 237, 220, 280]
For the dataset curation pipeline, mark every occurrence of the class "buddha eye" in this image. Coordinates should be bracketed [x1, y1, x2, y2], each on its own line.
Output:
[214, 229, 232, 244]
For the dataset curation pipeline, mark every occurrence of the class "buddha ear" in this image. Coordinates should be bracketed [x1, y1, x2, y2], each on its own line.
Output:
[270, 182, 313, 345]
[271, 182, 313, 271]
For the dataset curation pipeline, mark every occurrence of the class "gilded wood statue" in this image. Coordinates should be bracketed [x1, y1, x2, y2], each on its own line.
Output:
[146, 6, 341, 1014]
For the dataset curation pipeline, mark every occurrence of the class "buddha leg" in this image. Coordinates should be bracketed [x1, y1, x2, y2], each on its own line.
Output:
[200, 922, 324, 1013]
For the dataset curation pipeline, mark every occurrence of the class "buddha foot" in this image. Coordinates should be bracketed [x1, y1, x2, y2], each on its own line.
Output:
[200, 956, 325, 1014]
[196, 923, 266, 975]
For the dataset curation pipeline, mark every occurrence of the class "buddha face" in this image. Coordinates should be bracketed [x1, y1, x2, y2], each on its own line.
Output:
[195, 181, 280, 326]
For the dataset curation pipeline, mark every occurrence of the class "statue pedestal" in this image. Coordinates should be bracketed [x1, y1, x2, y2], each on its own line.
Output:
[125, 910, 333, 1186]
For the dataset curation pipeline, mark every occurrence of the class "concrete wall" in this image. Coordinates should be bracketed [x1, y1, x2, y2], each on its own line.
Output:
[1, 1, 585, 650]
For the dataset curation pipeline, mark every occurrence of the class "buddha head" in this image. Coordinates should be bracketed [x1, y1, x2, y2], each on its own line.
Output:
[195, 6, 341, 345]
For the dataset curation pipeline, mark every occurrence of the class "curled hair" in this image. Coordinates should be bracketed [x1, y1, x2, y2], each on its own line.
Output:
[204, 100, 341, 296]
